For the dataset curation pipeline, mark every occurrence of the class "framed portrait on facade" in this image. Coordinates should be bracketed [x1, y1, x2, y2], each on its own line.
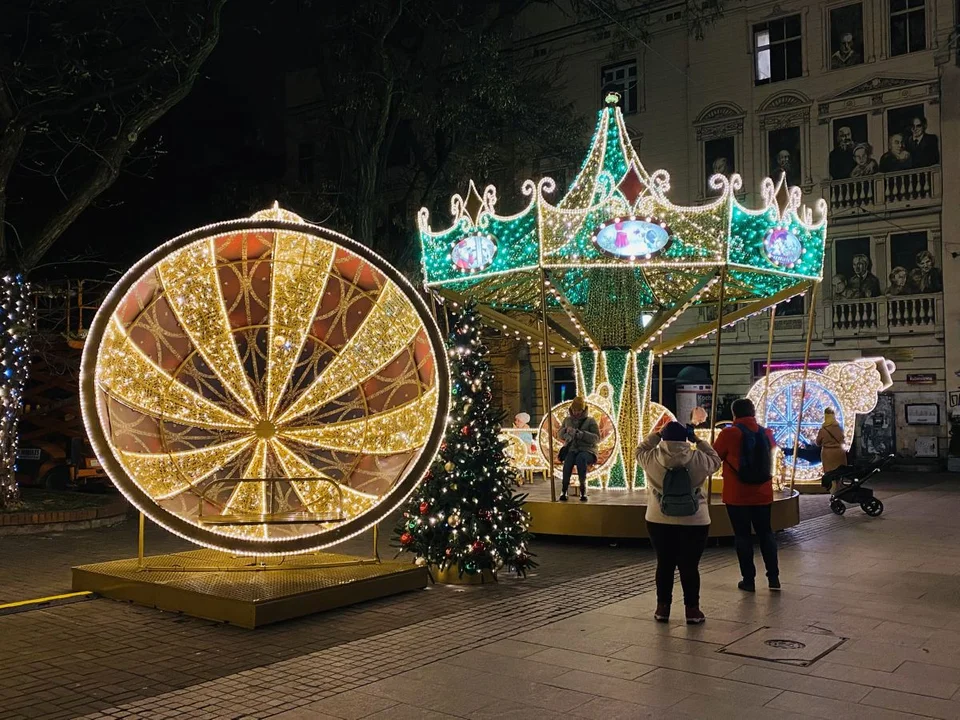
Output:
[704, 136, 735, 194]
[768, 126, 801, 186]
[829, 3, 864, 69]
[830, 114, 871, 179]
[888, 231, 941, 294]
[885, 103, 940, 170]
[855, 393, 895, 459]
[833, 237, 881, 298]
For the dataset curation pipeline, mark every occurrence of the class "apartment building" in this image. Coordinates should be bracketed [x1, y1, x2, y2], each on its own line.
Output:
[512, 0, 959, 461]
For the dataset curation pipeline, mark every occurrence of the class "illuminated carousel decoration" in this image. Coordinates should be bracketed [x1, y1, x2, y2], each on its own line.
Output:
[748, 358, 895, 485]
[81, 205, 449, 556]
[536, 386, 619, 486]
[419, 92, 827, 494]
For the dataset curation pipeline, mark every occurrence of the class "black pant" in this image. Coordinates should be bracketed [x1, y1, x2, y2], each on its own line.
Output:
[561, 450, 591, 495]
[725, 504, 779, 581]
[646, 522, 710, 606]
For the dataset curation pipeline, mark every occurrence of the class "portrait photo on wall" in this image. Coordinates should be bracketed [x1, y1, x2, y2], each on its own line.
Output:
[883, 104, 940, 171]
[833, 237, 881, 298]
[768, 126, 801, 186]
[829, 114, 871, 179]
[829, 3, 864, 69]
[889, 231, 941, 295]
[704, 136, 735, 194]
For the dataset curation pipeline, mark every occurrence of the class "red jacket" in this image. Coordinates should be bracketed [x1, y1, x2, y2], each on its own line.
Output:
[714, 418, 776, 506]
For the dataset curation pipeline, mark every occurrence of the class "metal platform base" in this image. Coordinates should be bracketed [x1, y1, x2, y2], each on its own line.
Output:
[524, 484, 799, 539]
[72, 550, 427, 628]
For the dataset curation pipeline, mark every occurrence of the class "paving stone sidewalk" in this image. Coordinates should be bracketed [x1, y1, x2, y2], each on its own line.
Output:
[0, 474, 956, 719]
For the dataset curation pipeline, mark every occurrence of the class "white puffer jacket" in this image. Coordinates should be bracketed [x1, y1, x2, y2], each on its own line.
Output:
[636, 432, 721, 526]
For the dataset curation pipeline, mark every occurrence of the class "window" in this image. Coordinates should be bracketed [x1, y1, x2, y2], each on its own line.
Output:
[551, 366, 576, 406]
[753, 15, 802, 85]
[601, 60, 638, 115]
[297, 141, 314, 184]
[890, 0, 925, 56]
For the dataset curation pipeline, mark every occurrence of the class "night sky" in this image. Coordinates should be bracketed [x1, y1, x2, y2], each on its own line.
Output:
[37, 3, 289, 281]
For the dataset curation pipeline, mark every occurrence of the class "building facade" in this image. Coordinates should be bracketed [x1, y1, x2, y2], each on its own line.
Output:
[513, 0, 958, 461]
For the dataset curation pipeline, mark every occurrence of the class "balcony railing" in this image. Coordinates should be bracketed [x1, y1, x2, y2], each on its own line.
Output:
[824, 166, 940, 216]
[824, 293, 943, 342]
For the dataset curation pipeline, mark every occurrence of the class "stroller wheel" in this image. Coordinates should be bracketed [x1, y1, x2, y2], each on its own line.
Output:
[830, 499, 846, 516]
[861, 498, 884, 517]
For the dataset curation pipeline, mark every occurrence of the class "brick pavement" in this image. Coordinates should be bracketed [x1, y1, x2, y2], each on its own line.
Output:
[0, 473, 952, 719]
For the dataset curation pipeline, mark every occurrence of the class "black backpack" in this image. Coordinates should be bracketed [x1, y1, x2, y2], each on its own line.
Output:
[738, 426, 773, 485]
[659, 466, 699, 517]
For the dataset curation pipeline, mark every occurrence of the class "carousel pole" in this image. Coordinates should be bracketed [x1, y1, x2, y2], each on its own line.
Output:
[707, 267, 728, 505]
[789, 281, 819, 491]
[538, 268, 557, 502]
[761, 303, 777, 422]
[658, 353, 664, 406]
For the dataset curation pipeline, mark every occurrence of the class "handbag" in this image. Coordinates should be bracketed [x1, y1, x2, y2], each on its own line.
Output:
[558, 445, 569, 462]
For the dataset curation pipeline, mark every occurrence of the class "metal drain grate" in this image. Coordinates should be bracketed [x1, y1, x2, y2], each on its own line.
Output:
[719, 627, 846, 666]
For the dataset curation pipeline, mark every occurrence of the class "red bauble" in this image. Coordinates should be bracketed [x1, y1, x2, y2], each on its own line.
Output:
[461, 425, 470, 436]
[400, 532, 413, 546]
[419, 501, 430, 515]
[472, 540, 485, 553]
[445, 548, 453, 557]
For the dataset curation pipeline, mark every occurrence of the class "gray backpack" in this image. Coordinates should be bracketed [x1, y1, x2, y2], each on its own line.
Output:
[659, 466, 699, 517]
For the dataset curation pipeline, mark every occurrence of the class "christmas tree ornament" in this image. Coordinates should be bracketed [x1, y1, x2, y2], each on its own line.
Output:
[447, 512, 460, 527]
[419, 501, 430, 515]
[400, 532, 413, 545]
[444, 461, 455, 472]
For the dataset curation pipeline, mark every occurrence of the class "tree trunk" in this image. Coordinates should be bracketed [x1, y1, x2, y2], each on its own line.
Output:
[0, 275, 34, 508]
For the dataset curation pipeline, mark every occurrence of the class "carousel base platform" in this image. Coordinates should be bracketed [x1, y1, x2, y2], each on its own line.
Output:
[72, 549, 426, 629]
[524, 483, 799, 539]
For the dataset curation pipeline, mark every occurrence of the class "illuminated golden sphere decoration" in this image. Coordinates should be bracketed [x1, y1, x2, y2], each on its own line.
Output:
[80, 208, 449, 555]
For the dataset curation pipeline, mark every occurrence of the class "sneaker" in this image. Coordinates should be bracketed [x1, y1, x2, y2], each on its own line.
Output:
[559, 494, 568, 502]
[738, 579, 756, 593]
[579, 494, 588, 502]
[685, 607, 706, 625]
[654, 603, 670, 622]
[768, 577, 781, 591]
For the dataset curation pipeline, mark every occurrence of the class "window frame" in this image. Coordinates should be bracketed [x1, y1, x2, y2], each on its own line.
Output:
[889, 0, 926, 56]
[752, 14, 804, 86]
[600, 59, 639, 115]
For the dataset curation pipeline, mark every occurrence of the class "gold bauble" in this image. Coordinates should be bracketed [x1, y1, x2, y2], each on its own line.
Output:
[447, 513, 461, 527]
[444, 461, 455, 472]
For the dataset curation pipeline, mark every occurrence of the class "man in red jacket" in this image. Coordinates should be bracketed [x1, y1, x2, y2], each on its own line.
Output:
[713, 398, 780, 592]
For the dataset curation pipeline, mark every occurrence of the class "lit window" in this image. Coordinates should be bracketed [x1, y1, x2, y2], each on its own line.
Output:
[890, 0, 925, 56]
[753, 15, 802, 85]
[601, 60, 639, 115]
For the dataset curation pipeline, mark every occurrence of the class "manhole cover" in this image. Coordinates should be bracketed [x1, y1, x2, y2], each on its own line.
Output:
[720, 628, 845, 666]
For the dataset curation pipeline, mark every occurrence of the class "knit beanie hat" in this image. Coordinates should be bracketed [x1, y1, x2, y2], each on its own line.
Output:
[660, 421, 688, 442]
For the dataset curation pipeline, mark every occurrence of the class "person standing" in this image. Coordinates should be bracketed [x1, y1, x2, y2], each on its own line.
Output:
[638, 421, 721, 624]
[714, 398, 780, 592]
[816, 408, 847, 495]
[557, 397, 599, 502]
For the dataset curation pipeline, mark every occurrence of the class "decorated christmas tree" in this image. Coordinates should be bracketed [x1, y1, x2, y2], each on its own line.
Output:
[395, 301, 536, 578]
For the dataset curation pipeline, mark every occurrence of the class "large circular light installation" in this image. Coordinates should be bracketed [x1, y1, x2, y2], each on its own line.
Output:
[593, 218, 670, 258]
[80, 208, 449, 555]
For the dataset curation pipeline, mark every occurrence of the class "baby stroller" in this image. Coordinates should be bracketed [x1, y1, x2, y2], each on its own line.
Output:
[821, 454, 893, 517]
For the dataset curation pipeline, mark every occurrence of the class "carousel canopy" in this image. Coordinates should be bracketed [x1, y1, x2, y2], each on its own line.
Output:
[419, 93, 827, 352]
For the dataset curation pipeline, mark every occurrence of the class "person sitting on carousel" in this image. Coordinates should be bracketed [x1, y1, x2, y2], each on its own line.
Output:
[512, 411, 535, 450]
[816, 407, 847, 494]
[557, 396, 599, 502]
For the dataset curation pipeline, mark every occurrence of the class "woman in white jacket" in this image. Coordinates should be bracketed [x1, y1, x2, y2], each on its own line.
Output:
[636, 420, 721, 625]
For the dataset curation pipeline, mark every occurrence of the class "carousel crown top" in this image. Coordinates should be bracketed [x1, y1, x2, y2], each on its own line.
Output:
[418, 93, 828, 352]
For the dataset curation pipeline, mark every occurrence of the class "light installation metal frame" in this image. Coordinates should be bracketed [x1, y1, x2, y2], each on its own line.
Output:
[82, 216, 451, 557]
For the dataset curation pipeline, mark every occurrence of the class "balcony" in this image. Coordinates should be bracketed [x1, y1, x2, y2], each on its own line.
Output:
[823, 293, 943, 343]
[823, 167, 940, 218]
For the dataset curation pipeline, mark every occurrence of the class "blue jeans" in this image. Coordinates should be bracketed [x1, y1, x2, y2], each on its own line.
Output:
[562, 451, 592, 495]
